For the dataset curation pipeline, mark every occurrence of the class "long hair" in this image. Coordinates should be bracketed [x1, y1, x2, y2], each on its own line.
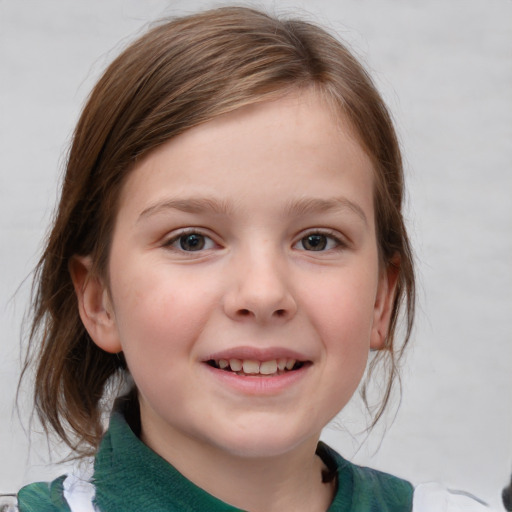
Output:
[23, 6, 415, 455]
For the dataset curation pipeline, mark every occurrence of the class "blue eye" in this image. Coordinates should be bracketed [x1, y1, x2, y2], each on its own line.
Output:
[296, 233, 341, 251]
[166, 232, 216, 252]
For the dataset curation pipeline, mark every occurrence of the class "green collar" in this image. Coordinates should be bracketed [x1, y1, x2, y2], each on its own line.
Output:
[93, 412, 412, 512]
[93, 411, 240, 511]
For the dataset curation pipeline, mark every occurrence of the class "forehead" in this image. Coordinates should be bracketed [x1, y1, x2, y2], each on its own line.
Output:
[116, 90, 375, 224]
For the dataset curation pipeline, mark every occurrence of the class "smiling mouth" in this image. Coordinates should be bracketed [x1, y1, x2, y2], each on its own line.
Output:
[206, 358, 307, 377]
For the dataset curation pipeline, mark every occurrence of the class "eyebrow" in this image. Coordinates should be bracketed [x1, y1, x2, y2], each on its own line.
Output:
[284, 197, 368, 225]
[138, 196, 367, 225]
[138, 197, 235, 221]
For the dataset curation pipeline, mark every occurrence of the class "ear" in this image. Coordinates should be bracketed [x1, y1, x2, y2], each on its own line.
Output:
[69, 255, 122, 354]
[370, 255, 400, 350]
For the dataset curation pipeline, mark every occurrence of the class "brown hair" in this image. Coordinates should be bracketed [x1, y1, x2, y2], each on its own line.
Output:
[23, 6, 415, 455]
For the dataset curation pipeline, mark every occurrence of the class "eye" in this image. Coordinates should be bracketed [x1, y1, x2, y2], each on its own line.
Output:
[165, 231, 216, 252]
[294, 232, 342, 252]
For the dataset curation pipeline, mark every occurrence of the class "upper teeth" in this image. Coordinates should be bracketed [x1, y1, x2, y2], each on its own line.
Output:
[215, 358, 297, 375]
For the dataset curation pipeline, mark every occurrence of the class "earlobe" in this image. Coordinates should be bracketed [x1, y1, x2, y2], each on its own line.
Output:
[69, 255, 122, 354]
[370, 256, 400, 351]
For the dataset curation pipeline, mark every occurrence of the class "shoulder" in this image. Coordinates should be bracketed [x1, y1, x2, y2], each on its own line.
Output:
[318, 441, 412, 491]
[348, 460, 414, 511]
[413, 483, 499, 512]
[318, 443, 500, 512]
[16, 476, 69, 512]
[318, 442, 413, 511]
[15, 468, 96, 512]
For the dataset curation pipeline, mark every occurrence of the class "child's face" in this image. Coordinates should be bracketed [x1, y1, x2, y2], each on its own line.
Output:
[83, 90, 396, 462]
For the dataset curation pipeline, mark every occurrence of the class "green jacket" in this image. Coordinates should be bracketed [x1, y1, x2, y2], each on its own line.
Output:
[17, 411, 413, 512]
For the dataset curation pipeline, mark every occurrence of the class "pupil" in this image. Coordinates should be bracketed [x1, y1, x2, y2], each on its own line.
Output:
[180, 234, 205, 251]
[303, 234, 326, 251]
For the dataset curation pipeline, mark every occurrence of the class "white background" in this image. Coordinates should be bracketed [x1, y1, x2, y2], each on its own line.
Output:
[1, 0, 511, 509]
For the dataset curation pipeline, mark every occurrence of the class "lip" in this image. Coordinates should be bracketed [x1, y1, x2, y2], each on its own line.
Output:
[204, 346, 311, 362]
[202, 361, 311, 396]
[200, 346, 312, 396]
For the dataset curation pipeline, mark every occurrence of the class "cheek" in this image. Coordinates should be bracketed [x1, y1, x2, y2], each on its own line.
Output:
[300, 269, 377, 403]
[108, 262, 213, 364]
[302, 271, 377, 346]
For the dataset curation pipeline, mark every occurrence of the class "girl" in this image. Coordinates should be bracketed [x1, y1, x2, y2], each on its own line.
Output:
[8, 6, 501, 512]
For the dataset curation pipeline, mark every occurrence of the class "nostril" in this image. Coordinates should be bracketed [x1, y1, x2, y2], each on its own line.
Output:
[274, 309, 286, 317]
[238, 309, 251, 316]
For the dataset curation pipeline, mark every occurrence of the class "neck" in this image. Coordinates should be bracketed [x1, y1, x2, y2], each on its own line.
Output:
[141, 422, 334, 512]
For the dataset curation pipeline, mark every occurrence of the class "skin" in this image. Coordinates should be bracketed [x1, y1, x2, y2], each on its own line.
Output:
[72, 89, 398, 512]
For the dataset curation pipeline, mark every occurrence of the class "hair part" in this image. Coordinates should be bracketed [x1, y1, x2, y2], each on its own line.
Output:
[22, 6, 415, 455]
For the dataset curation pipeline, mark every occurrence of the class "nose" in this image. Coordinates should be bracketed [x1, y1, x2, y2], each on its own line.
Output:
[223, 246, 297, 324]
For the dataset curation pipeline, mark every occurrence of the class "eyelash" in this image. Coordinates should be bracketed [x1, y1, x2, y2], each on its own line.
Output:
[162, 229, 217, 252]
[162, 229, 347, 254]
[293, 230, 346, 252]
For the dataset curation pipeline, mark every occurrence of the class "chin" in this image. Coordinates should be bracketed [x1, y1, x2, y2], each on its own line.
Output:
[208, 422, 319, 460]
